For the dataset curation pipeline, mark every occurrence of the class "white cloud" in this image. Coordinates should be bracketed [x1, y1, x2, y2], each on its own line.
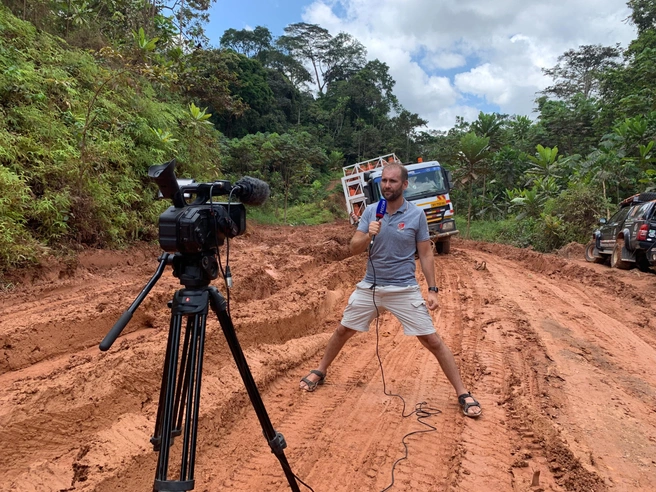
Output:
[422, 52, 467, 71]
[302, 0, 636, 130]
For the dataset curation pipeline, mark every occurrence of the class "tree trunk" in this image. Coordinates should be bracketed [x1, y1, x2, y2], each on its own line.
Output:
[65, 0, 71, 38]
[406, 132, 410, 162]
[311, 57, 323, 94]
[467, 176, 473, 239]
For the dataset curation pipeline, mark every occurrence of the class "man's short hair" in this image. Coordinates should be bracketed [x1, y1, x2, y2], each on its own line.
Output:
[382, 162, 408, 181]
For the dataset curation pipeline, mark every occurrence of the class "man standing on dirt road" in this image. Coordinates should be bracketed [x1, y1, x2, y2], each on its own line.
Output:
[299, 163, 481, 418]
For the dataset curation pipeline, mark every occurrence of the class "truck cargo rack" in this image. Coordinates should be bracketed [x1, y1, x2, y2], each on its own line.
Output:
[341, 154, 401, 224]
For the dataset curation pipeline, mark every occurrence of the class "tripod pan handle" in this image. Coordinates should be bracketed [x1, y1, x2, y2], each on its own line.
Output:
[99, 311, 133, 351]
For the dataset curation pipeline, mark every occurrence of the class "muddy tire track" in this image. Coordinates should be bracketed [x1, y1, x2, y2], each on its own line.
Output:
[2, 231, 656, 491]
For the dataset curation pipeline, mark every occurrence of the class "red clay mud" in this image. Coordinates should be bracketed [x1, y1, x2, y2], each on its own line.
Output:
[2, 221, 656, 491]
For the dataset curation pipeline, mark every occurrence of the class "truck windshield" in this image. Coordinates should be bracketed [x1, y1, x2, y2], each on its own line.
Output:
[404, 168, 447, 200]
[371, 166, 447, 202]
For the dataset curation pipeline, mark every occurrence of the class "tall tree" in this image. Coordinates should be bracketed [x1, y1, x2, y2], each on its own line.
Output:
[470, 111, 507, 151]
[277, 23, 332, 93]
[390, 110, 428, 162]
[457, 132, 490, 236]
[600, 4, 656, 119]
[322, 32, 367, 86]
[266, 50, 313, 90]
[505, 115, 537, 154]
[215, 53, 276, 138]
[162, 0, 216, 47]
[541, 44, 622, 100]
[535, 94, 602, 156]
[179, 48, 246, 125]
[628, 0, 656, 34]
[320, 59, 399, 160]
[277, 23, 366, 94]
[5, 0, 214, 49]
[220, 26, 273, 62]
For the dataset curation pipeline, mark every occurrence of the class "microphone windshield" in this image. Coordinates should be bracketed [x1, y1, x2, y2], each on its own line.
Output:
[376, 199, 387, 219]
[232, 176, 270, 206]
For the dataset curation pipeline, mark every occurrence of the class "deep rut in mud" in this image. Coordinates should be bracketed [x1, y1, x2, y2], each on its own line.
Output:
[2, 222, 656, 491]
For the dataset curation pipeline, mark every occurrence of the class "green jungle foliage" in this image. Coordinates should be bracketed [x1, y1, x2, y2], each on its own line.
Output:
[1, 1, 656, 276]
[0, 8, 225, 273]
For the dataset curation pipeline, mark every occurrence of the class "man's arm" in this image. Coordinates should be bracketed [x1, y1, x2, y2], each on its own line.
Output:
[350, 220, 381, 255]
[417, 240, 439, 310]
[350, 230, 371, 255]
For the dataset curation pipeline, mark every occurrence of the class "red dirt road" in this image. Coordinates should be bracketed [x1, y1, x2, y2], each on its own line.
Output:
[2, 221, 656, 491]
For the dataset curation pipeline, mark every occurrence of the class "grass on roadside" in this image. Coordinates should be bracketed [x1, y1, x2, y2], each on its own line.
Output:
[454, 215, 536, 249]
[246, 202, 341, 226]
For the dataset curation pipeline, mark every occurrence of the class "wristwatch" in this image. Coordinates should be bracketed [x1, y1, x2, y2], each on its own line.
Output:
[428, 286, 439, 293]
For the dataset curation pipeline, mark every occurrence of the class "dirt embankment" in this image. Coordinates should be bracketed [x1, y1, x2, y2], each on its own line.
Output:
[2, 222, 656, 491]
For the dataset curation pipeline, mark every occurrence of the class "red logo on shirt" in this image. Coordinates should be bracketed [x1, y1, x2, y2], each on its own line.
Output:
[398, 222, 405, 230]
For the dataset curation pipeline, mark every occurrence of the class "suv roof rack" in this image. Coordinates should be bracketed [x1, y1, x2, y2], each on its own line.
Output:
[619, 194, 640, 208]
[619, 192, 656, 208]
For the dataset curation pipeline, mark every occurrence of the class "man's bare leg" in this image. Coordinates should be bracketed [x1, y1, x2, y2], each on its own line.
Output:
[300, 325, 358, 390]
[417, 333, 481, 417]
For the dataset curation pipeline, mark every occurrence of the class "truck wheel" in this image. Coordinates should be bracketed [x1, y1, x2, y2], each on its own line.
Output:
[610, 239, 632, 269]
[584, 242, 606, 264]
[435, 240, 451, 254]
[636, 253, 652, 272]
[441, 239, 451, 254]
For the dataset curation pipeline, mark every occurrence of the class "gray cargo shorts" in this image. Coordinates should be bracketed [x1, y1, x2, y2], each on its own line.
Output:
[341, 281, 436, 336]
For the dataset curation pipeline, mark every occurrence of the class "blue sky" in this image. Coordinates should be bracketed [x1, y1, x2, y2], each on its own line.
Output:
[206, 1, 311, 44]
[204, 0, 636, 131]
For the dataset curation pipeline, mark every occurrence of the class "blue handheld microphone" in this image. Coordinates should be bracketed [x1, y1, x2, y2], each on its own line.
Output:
[369, 199, 387, 247]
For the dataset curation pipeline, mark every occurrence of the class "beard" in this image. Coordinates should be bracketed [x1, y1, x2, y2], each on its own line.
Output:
[383, 188, 404, 202]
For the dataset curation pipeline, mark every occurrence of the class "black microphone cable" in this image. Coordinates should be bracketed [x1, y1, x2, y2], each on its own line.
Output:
[367, 237, 442, 492]
[206, 184, 232, 317]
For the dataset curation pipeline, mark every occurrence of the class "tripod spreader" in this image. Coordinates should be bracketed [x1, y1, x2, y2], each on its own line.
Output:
[99, 253, 174, 351]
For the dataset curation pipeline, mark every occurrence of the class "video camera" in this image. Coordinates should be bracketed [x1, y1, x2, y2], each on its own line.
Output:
[149, 159, 270, 254]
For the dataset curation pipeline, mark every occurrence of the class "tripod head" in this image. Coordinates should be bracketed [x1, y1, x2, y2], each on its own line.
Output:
[172, 252, 219, 288]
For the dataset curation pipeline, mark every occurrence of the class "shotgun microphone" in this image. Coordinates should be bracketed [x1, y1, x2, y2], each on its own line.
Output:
[369, 199, 387, 247]
[231, 176, 270, 206]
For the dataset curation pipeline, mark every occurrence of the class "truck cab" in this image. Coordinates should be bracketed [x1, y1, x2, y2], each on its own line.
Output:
[341, 154, 458, 254]
[365, 161, 458, 253]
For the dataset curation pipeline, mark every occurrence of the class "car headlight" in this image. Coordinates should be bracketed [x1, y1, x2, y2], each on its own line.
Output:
[441, 221, 454, 231]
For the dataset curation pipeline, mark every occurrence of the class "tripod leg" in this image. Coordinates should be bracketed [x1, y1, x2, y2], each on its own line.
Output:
[153, 290, 209, 492]
[174, 318, 194, 438]
[153, 312, 185, 484]
[207, 287, 301, 492]
[151, 312, 184, 452]
[180, 312, 206, 480]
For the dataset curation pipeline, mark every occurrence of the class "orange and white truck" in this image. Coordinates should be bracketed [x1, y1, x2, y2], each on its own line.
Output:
[341, 153, 459, 253]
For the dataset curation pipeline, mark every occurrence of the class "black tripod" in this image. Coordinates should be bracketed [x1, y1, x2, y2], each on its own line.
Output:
[100, 252, 301, 492]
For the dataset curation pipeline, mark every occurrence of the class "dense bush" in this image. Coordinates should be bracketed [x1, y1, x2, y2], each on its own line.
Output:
[0, 9, 224, 273]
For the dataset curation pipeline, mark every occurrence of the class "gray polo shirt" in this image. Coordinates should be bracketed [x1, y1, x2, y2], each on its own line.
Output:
[357, 199, 430, 286]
